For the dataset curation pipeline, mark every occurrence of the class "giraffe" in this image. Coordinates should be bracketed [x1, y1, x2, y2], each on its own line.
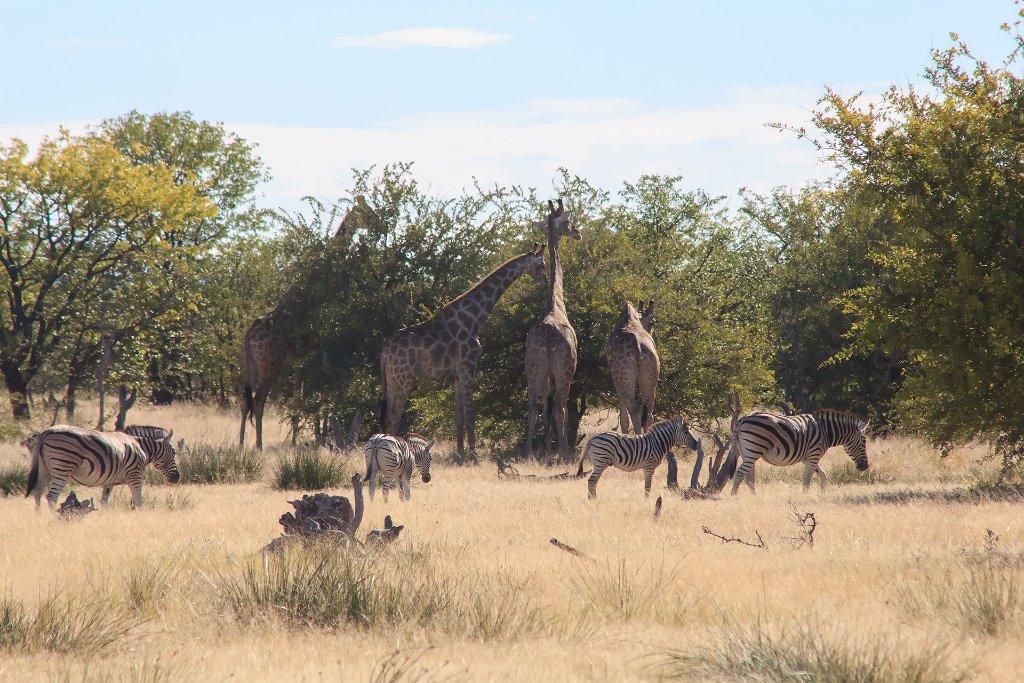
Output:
[239, 199, 370, 450]
[608, 299, 660, 434]
[524, 199, 582, 462]
[380, 244, 547, 460]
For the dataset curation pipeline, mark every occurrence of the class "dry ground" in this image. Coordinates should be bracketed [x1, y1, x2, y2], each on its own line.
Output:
[0, 402, 1022, 682]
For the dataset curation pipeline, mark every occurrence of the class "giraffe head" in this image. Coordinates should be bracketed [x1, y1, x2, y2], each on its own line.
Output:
[522, 242, 547, 286]
[534, 198, 582, 241]
[640, 299, 656, 332]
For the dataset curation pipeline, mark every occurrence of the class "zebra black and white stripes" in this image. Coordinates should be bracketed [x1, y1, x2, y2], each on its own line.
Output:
[364, 433, 434, 502]
[576, 417, 699, 498]
[715, 410, 869, 495]
[25, 425, 180, 510]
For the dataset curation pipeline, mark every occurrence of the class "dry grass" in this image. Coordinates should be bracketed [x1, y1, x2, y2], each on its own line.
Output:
[0, 400, 1019, 681]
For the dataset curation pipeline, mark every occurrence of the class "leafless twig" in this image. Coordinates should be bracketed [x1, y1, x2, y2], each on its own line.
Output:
[785, 503, 818, 549]
[701, 525, 767, 550]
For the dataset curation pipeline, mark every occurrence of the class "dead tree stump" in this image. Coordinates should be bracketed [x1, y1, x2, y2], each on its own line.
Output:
[58, 491, 96, 520]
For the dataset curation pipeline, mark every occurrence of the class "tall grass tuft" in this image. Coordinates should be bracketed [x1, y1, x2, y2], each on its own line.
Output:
[217, 543, 551, 641]
[570, 559, 687, 623]
[0, 463, 28, 497]
[829, 461, 895, 485]
[656, 619, 964, 683]
[274, 447, 349, 490]
[0, 592, 143, 653]
[894, 564, 1022, 637]
[122, 553, 183, 615]
[369, 648, 466, 683]
[177, 443, 265, 485]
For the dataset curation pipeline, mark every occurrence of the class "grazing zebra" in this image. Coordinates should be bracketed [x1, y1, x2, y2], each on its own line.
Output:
[575, 416, 699, 498]
[715, 409, 869, 495]
[364, 433, 434, 502]
[25, 425, 180, 510]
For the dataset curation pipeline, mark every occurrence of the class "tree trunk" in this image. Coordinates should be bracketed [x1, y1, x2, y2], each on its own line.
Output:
[1, 363, 31, 420]
[96, 335, 114, 430]
[65, 378, 78, 419]
[115, 385, 137, 431]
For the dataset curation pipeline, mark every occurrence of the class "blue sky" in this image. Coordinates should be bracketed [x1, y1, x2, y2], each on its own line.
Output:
[1, 1, 1018, 210]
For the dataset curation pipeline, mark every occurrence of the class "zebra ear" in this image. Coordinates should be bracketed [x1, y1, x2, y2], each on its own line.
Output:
[165, 429, 174, 442]
[858, 420, 870, 435]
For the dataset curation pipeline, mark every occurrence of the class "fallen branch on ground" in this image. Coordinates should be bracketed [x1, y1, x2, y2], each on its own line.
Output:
[550, 537, 594, 562]
[701, 525, 767, 550]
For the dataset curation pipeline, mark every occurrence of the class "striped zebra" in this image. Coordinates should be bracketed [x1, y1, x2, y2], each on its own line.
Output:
[575, 416, 699, 498]
[364, 433, 434, 502]
[715, 410, 869, 495]
[25, 425, 180, 510]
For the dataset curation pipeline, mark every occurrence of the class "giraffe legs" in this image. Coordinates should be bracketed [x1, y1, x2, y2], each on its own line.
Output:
[524, 382, 545, 458]
[385, 376, 413, 437]
[551, 380, 572, 463]
[253, 391, 270, 450]
[459, 368, 478, 462]
[454, 375, 466, 457]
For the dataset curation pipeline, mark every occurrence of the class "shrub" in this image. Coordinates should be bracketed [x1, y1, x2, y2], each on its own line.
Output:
[0, 464, 28, 497]
[656, 618, 964, 683]
[273, 447, 349, 490]
[177, 443, 265, 485]
[0, 592, 143, 653]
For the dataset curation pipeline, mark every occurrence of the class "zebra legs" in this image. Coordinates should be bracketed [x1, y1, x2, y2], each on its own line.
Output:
[399, 476, 411, 501]
[587, 460, 607, 499]
[730, 457, 758, 495]
[643, 464, 655, 497]
[101, 487, 113, 506]
[802, 455, 826, 491]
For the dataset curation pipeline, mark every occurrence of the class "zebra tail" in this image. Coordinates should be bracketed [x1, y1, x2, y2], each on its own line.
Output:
[640, 403, 650, 432]
[24, 438, 41, 498]
[714, 435, 740, 491]
[574, 443, 588, 478]
[366, 442, 378, 500]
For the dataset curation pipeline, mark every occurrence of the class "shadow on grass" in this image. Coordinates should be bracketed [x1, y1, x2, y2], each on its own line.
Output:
[843, 481, 1024, 506]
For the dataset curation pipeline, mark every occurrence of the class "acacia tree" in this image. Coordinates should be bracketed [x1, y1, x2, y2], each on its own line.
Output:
[802, 18, 1024, 465]
[742, 185, 902, 426]
[0, 133, 214, 418]
[94, 111, 271, 404]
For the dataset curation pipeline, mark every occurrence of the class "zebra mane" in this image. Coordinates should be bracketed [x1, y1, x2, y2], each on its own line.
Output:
[812, 409, 867, 429]
[123, 425, 174, 442]
[404, 433, 432, 448]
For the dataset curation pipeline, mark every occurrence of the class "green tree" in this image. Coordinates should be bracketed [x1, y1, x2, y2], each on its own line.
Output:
[803, 18, 1024, 465]
[0, 132, 214, 418]
[741, 185, 902, 426]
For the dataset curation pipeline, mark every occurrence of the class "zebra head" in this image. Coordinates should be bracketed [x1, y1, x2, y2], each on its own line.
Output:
[846, 419, 870, 471]
[407, 434, 434, 483]
[671, 417, 700, 450]
[128, 426, 181, 484]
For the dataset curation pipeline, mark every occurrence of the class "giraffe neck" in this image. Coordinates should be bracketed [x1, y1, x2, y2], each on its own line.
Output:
[546, 232, 566, 315]
[442, 256, 530, 336]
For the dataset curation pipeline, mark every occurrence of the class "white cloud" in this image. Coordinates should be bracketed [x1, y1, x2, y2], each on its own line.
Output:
[0, 87, 859, 216]
[333, 27, 512, 49]
[230, 86, 844, 213]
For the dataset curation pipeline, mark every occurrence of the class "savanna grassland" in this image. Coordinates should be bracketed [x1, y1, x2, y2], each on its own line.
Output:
[1, 402, 1022, 682]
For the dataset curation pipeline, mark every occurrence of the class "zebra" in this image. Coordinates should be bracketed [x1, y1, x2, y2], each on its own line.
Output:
[575, 416, 699, 498]
[25, 425, 180, 510]
[715, 409, 869, 495]
[364, 433, 434, 502]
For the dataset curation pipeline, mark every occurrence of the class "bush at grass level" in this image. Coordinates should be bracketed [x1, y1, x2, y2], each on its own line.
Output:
[176, 443, 265, 485]
[274, 448, 350, 490]
[0, 464, 28, 497]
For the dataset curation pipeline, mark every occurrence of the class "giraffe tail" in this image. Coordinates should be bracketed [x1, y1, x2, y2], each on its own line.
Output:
[244, 385, 256, 427]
